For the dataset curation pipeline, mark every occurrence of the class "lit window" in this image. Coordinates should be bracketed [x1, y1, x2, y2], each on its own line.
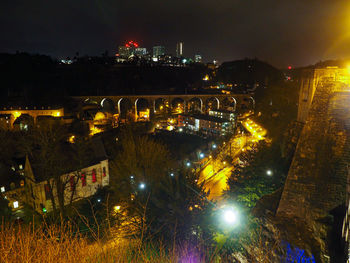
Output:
[81, 173, 86, 187]
[13, 201, 19, 209]
[0, 186, 5, 192]
[70, 176, 75, 191]
[92, 169, 97, 183]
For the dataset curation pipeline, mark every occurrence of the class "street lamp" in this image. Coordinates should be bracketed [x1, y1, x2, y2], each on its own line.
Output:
[220, 206, 240, 227]
[266, 170, 273, 176]
[200, 153, 204, 159]
[139, 183, 146, 189]
[186, 161, 191, 167]
[212, 144, 217, 149]
[170, 172, 174, 177]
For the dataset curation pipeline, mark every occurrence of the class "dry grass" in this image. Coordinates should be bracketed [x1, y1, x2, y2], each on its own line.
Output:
[0, 223, 220, 263]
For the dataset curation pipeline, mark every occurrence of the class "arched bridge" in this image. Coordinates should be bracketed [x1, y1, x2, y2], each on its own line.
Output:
[73, 94, 255, 118]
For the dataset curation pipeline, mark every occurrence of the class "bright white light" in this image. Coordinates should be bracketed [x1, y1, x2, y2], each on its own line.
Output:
[13, 201, 19, 209]
[179, 128, 183, 132]
[213, 144, 217, 149]
[186, 162, 191, 167]
[97, 199, 101, 202]
[266, 170, 272, 176]
[139, 183, 145, 189]
[200, 153, 204, 158]
[130, 175, 134, 179]
[170, 173, 174, 177]
[223, 208, 239, 225]
[0, 186, 4, 193]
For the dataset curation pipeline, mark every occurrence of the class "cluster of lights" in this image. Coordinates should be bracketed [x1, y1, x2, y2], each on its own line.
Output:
[242, 118, 266, 140]
[125, 40, 139, 48]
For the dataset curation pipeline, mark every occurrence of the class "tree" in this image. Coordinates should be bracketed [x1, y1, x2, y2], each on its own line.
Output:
[110, 131, 213, 243]
[225, 141, 289, 209]
[0, 196, 12, 221]
[111, 130, 174, 186]
[21, 123, 92, 219]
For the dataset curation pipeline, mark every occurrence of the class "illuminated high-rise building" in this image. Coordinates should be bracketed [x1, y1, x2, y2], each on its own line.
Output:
[135, 48, 147, 57]
[153, 46, 165, 58]
[118, 41, 140, 58]
[118, 46, 131, 58]
[176, 42, 183, 57]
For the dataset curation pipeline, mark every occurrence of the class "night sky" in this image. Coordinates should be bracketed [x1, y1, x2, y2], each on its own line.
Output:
[1, 0, 350, 67]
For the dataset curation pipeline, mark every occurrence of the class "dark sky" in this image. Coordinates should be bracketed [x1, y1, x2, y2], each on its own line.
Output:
[1, 0, 350, 67]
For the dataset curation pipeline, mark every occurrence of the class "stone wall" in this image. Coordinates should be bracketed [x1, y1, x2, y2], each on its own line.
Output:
[276, 69, 350, 262]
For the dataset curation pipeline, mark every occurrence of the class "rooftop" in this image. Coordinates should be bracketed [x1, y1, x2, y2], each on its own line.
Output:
[182, 114, 230, 123]
[209, 109, 236, 114]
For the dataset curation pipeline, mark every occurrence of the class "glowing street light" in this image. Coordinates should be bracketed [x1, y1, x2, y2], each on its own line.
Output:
[199, 153, 204, 159]
[220, 206, 240, 227]
[212, 144, 217, 149]
[139, 183, 146, 189]
[266, 170, 273, 176]
[186, 161, 191, 167]
[170, 172, 174, 177]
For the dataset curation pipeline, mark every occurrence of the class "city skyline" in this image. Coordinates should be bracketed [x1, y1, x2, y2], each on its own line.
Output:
[2, 0, 350, 67]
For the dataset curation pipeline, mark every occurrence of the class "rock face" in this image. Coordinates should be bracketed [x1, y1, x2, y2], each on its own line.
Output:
[275, 68, 350, 262]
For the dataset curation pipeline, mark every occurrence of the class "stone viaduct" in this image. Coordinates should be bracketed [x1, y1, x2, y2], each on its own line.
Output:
[73, 93, 255, 117]
[276, 67, 350, 261]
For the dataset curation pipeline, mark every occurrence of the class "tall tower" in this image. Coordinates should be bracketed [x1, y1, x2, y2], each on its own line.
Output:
[176, 42, 183, 57]
[153, 46, 165, 58]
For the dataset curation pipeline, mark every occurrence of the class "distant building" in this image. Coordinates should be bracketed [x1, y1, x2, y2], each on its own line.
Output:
[209, 109, 236, 123]
[135, 48, 147, 57]
[153, 46, 165, 58]
[118, 46, 132, 58]
[178, 114, 233, 137]
[195, 55, 202, 63]
[118, 41, 141, 59]
[176, 42, 184, 57]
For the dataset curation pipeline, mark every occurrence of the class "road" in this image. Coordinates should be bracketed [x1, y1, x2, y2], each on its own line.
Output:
[199, 118, 266, 202]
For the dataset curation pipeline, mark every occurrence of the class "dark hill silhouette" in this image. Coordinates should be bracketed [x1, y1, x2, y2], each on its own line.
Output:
[217, 58, 284, 87]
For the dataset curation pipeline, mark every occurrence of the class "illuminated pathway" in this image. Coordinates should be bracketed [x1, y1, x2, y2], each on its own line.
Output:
[199, 118, 267, 201]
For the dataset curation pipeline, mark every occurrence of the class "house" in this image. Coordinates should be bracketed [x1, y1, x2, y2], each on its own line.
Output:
[2, 156, 110, 215]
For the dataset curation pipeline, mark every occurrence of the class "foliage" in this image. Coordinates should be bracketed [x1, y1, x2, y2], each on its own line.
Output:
[139, 169, 213, 244]
[225, 141, 289, 209]
[0, 221, 225, 263]
[111, 131, 214, 244]
[111, 129, 174, 188]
